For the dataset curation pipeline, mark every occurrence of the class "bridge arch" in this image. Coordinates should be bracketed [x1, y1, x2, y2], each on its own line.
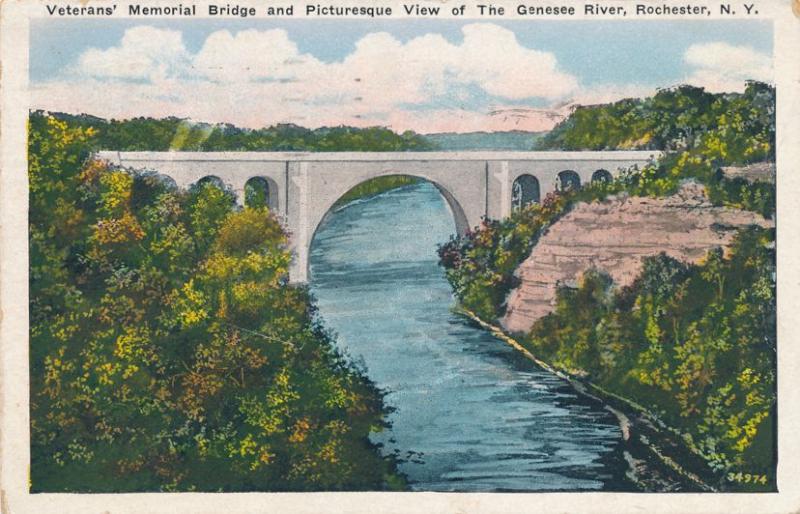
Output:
[135, 170, 178, 191]
[244, 176, 279, 211]
[557, 170, 581, 192]
[592, 169, 613, 184]
[306, 173, 470, 281]
[130, 171, 179, 210]
[192, 175, 227, 191]
[310, 173, 469, 243]
[512, 174, 540, 211]
[190, 175, 240, 206]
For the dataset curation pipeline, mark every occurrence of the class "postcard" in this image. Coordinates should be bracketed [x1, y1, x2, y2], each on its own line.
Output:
[1, 0, 799, 512]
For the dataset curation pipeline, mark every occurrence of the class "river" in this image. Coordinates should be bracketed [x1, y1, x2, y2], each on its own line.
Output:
[309, 181, 627, 492]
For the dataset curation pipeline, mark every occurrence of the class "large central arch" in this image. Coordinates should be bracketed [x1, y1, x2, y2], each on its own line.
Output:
[292, 160, 488, 283]
[303, 169, 475, 252]
[308, 174, 470, 269]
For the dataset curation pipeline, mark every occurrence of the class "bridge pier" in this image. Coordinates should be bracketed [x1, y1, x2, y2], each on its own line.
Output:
[232, 181, 247, 208]
[287, 162, 310, 283]
[488, 161, 512, 219]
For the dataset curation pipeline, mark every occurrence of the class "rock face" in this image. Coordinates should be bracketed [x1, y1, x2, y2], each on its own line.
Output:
[721, 162, 775, 183]
[501, 182, 772, 333]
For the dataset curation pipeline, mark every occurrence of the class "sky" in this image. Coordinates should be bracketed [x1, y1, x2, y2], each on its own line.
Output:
[29, 19, 773, 134]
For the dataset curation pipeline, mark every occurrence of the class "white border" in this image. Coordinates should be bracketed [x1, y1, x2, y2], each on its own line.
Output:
[2, 1, 800, 512]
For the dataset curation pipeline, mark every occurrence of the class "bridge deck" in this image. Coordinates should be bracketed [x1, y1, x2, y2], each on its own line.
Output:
[96, 150, 660, 162]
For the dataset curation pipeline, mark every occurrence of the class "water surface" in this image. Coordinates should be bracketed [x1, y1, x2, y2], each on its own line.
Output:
[309, 182, 625, 491]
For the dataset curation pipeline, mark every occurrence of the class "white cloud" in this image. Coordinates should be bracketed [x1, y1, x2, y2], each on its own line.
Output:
[457, 24, 577, 100]
[74, 26, 190, 81]
[683, 42, 772, 93]
[33, 23, 586, 133]
[192, 29, 324, 83]
[30, 27, 775, 133]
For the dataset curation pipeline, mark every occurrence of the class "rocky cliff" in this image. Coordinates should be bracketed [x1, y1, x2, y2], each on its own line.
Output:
[502, 182, 772, 333]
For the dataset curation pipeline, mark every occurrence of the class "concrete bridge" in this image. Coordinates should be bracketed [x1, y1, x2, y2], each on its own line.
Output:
[96, 151, 657, 282]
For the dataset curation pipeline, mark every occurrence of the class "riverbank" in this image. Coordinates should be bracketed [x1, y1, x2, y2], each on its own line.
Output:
[456, 307, 722, 492]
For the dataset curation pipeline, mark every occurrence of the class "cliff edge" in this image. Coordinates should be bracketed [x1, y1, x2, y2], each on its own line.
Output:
[502, 181, 772, 333]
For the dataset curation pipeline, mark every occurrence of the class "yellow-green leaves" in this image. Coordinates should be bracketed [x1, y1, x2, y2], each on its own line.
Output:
[30, 112, 399, 492]
[99, 171, 134, 215]
[176, 279, 209, 328]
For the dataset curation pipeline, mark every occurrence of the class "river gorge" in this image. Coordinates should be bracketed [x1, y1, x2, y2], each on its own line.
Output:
[309, 181, 628, 492]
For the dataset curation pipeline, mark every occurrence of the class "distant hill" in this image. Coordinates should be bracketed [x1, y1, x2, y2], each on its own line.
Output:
[424, 131, 544, 151]
[536, 82, 774, 154]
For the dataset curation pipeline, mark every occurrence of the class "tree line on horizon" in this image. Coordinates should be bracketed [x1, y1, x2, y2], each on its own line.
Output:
[537, 81, 775, 159]
[34, 110, 436, 152]
[39, 81, 777, 159]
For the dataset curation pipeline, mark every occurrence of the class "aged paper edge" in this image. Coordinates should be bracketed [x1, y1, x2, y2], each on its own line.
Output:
[1, 0, 799, 512]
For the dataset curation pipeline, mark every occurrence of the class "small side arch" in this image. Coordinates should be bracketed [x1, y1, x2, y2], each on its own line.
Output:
[130, 171, 178, 210]
[557, 170, 581, 192]
[512, 174, 541, 211]
[192, 175, 227, 190]
[153, 174, 179, 191]
[190, 175, 236, 204]
[244, 176, 280, 211]
[592, 169, 613, 184]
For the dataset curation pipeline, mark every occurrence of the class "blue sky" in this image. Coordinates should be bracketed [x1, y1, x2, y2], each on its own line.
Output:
[29, 18, 773, 133]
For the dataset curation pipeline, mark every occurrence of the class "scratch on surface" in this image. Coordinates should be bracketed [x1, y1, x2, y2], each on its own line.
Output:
[1, 488, 10, 514]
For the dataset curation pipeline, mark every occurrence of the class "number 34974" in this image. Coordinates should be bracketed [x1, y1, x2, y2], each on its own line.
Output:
[727, 472, 768, 485]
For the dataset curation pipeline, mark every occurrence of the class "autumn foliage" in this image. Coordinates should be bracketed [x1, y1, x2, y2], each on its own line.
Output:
[29, 114, 401, 491]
